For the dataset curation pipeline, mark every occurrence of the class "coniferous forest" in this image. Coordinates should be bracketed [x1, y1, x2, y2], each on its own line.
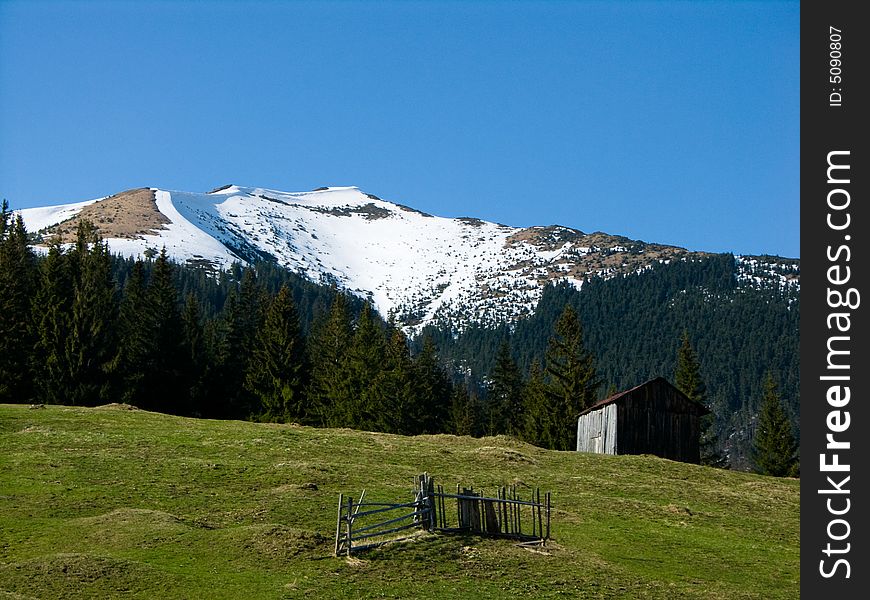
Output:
[423, 253, 800, 468]
[1, 208, 799, 471]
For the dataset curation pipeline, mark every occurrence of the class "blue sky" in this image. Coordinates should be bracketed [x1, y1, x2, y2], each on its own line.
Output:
[0, 0, 799, 257]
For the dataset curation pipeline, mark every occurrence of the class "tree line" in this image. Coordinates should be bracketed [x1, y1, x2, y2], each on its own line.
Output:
[422, 253, 800, 469]
[0, 211, 604, 446]
[0, 207, 797, 473]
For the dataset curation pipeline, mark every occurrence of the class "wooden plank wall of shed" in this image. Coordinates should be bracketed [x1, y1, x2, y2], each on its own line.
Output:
[616, 384, 702, 463]
[576, 403, 617, 454]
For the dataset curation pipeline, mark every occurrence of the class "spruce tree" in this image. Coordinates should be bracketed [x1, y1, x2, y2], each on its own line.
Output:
[244, 285, 306, 422]
[181, 293, 208, 416]
[544, 304, 600, 450]
[448, 380, 480, 437]
[674, 331, 723, 466]
[213, 267, 265, 418]
[31, 243, 73, 404]
[146, 247, 184, 413]
[113, 260, 153, 407]
[65, 222, 116, 405]
[522, 360, 557, 448]
[675, 331, 705, 403]
[752, 373, 798, 477]
[306, 292, 354, 427]
[346, 303, 387, 430]
[377, 326, 417, 434]
[0, 210, 36, 402]
[486, 340, 524, 436]
[411, 335, 451, 435]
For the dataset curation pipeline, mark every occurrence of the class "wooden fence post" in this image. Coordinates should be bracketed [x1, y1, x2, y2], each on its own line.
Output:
[531, 488, 537, 538]
[545, 492, 551, 541]
[346, 495, 354, 556]
[334, 493, 344, 556]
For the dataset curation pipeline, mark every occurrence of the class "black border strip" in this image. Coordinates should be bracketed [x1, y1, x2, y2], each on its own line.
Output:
[801, 2, 868, 596]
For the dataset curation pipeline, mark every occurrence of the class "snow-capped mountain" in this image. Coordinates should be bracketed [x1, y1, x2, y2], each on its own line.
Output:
[17, 185, 798, 332]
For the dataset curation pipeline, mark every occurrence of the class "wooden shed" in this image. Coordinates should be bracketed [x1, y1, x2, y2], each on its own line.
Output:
[576, 377, 710, 464]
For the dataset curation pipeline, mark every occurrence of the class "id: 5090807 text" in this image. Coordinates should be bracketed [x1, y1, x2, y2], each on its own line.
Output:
[829, 26, 843, 107]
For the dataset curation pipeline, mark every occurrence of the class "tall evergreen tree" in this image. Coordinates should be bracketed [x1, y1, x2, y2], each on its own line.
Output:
[377, 326, 417, 434]
[752, 373, 798, 477]
[0, 209, 36, 402]
[486, 340, 524, 436]
[181, 293, 208, 416]
[411, 335, 451, 434]
[31, 243, 73, 405]
[346, 303, 387, 430]
[146, 247, 184, 413]
[544, 304, 600, 450]
[522, 360, 557, 448]
[675, 331, 704, 400]
[65, 221, 116, 405]
[448, 379, 480, 437]
[674, 331, 723, 466]
[113, 260, 152, 407]
[244, 285, 306, 422]
[213, 267, 265, 418]
[307, 292, 354, 427]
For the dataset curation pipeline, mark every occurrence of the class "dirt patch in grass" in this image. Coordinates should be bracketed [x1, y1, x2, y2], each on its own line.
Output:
[77, 508, 184, 528]
[42, 188, 169, 242]
[268, 483, 319, 495]
[469, 446, 537, 465]
[14, 425, 53, 436]
[94, 403, 139, 411]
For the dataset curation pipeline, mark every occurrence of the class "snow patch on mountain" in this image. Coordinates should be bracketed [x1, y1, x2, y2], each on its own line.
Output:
[18, 198, 102, 233]
[17, 185, 798, 333]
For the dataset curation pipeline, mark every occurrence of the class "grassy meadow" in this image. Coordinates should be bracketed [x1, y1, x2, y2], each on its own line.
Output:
[0, 404, 798, 598]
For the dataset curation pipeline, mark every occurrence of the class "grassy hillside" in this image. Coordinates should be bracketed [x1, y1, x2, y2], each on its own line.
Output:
[0, 405, 799, 599]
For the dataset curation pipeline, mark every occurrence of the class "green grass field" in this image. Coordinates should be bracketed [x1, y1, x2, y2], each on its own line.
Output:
[0, 404, 799, 599]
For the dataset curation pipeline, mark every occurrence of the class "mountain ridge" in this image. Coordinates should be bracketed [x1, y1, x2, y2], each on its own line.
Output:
[17, 185, 799, 332]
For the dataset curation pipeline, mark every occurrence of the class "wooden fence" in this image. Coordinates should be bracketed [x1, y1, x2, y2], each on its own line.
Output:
[334, 474, 550, 556]
[333, 488, 433, 556]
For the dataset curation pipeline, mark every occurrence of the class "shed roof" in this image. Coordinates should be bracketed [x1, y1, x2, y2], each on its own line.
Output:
[578, 377, 711, 417]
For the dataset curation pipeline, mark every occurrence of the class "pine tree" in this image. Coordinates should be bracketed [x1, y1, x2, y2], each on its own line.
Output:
[377, 325, 417, 434]
[146, 247, 184, 413]
[0, 209, 36, 402]
[244, 285, 306, 422]
[31, 243, 73, 404]
[65, 221, 116, 405]
[448, 379, 480, 437]
[675, 331, 705, 403]
[752, 373, 798, 477]
[181, 293, 208, 416]
[113, 260, 152, 407]
[306, 292, 354, 427]
[113, 249, 184, 413]
[213, 267, 265, 418]
[411, 335, 451, 435]
[346, 303, 388, 430]
[544, 304, 600, 450]
[674, 331, 724, 466]
[522, 360, 557, 448]
[486, 340, 524, 436]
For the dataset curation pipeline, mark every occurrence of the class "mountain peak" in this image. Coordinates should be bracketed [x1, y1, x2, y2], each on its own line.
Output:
[17, 184, 797, 332]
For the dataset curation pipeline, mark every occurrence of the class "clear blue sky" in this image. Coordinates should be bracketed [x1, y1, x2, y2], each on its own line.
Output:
[0, 0, 799, 257]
